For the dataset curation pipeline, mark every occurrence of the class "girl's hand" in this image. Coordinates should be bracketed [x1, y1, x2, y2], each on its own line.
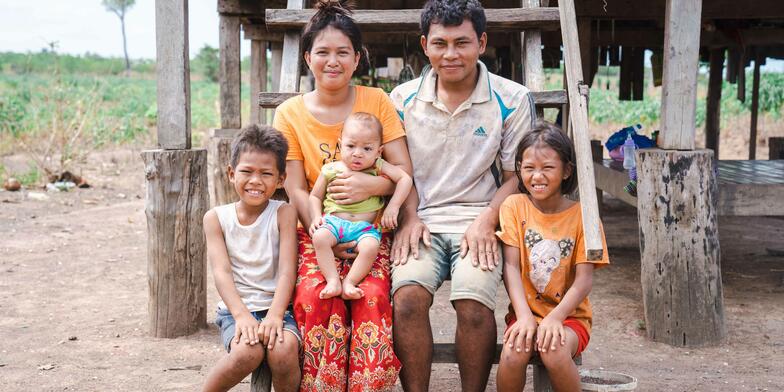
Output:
[257, 316, 284, 350]
[381, 205, 400, 229]
[309, 217, 324, 237]
[234, 312, 260, 346]
[503, 315, 538, 353]
[536, 316, 566, 352]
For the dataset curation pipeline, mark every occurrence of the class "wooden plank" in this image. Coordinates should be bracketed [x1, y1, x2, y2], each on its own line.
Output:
[637, 149, 725, 347]
[259, 90, 569, 108]
[749, 55, 761, 160]
[250, 362, 272, 392]
[154, 0, 191, 149]
[278, 0, 304, 93]
[521, 0, 545, 93]
[770, 137, 784, 160]
[705, 48, 724, 157]
[718, 183, 784, 216]
[577, 18, 592, 88]
[658, 0, 702, 150]
[737, 50, 746, 103]
[250, 40, 268, 125]
[593, 161, 637, 207]
[558, 0, 604, 260]
[265, 8, 561, 32]
[619, 46, 632, 101]
[220, 15, 242, 129]
[631, 47, 644, 101]
[270, 42, 283, 92]
[575, 0, 784, 20]
[141, 149, 208, 338]
[243, 24, 283, 42]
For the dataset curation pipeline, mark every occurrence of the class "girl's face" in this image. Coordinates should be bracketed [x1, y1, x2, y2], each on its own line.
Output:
[520, 145, 572, 206]
[304, 26, 360, 91]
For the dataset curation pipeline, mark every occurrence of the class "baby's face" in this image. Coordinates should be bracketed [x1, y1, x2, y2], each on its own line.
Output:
[339, 122, 382, 171]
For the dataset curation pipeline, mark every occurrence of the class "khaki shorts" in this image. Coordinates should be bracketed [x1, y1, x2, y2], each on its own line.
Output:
[391, 232, 503, 310]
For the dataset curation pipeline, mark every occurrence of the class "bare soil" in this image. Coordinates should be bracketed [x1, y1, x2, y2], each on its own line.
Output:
[1, 148, 782, 391]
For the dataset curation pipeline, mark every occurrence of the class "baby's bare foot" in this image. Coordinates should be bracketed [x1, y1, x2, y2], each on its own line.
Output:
[341, 281, 364, 300]
[320, 279, 342, 299]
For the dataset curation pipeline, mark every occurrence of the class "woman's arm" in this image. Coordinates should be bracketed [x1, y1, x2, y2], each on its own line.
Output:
[283, 160, 312, 227]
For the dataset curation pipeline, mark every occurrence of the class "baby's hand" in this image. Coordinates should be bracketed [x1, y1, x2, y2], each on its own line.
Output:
[503, 315, 538, 353]
[381, 206, 400, 230]
[536, 316, 566, 353]
[309, 217, 324, 237]
[257, 315, 284, 350]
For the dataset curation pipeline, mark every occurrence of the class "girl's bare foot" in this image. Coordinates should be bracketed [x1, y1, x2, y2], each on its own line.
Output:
[341, 281, 364, 300]
[319, 279, 342, 299]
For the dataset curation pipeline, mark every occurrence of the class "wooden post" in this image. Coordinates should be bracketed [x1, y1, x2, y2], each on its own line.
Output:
[250, 40, 269, 125]
[770, 137, 784, 160]
[207, 129, 241, 207]
[578, 18, 593, 87]
[591, 139, 604, 213]
[154, 0, 191, 149]
[521, 0, 544, 117]
[251, 363, 272, 392]
[658, 0, 702, 150]
[619, 46, 632, 101]
[270, 42, 283, 93]
[279, 0, 305, 92]
[220, 15, 242, 129]
[737, 50, 746, 103]
[705, 48, 725, 157]
[637, 149, 725, 347]
[749, 54, 761, 160]
[141, 149, 208, 338]
[631, 47, 644, 101]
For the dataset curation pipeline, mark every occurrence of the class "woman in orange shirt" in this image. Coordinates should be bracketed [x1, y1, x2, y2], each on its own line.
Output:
[272, 2, 412, 391]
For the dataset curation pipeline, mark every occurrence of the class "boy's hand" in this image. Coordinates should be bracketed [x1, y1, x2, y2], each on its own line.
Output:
[234, 312, 260, 346]
[257, 315, 285, 350]
[536, 316, 566, 353]
[504, 315, 538, 353]
[381, 206, 400, 230]
[309, 217, 324, 237]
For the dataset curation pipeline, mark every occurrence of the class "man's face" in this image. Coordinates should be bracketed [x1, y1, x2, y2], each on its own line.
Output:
[421, 19, 487, 85]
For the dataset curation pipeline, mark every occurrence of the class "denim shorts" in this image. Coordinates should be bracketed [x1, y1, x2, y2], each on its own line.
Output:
[391, 232, 503, 310]
[215, 307, 301, 352]
[323, 214, 382, 244]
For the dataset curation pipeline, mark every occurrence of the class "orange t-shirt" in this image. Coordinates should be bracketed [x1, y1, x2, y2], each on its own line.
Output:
[273, 85, 406, 191]
[496, 194, 610, 334]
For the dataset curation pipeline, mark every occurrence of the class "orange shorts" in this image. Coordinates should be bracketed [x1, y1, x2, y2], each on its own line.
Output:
[505, 314, 590, 357]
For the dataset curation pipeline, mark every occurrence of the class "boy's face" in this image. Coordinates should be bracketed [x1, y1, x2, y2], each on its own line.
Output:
[228, 150, 284, 208]
[339, 120, 383, 172]
[421, 19, 487, 85]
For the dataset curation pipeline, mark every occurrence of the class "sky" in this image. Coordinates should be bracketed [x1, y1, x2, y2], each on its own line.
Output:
[0, 0, 249, 59]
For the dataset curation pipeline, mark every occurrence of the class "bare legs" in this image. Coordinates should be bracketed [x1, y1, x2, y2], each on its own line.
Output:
[312, 228, 379, 300]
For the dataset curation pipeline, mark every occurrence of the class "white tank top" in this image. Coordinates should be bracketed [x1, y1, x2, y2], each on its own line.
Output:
[214, 200, 283, 312]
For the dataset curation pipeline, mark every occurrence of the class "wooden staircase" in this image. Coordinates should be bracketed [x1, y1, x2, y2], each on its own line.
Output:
[254, 1, 602, 390]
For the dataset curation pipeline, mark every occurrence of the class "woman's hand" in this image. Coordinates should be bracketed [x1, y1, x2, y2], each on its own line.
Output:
[327, 171, 389, 204]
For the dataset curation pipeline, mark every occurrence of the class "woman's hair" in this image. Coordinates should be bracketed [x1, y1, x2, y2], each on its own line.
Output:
[301, 0, 369, 76]
[230, 124, 289, 175]
[514, 121, 578, 195]
[420, 0, 486, 39]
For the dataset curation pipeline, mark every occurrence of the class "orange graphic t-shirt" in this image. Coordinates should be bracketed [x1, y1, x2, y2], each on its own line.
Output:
[273, 85, 406, 191]
[496, 194, 609, 334]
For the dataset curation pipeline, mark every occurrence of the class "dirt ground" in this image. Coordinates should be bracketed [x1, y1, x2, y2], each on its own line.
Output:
[1, 148, 783, 392]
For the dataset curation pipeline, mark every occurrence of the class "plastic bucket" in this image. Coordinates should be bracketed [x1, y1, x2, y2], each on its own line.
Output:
[579, 369, 638, 391]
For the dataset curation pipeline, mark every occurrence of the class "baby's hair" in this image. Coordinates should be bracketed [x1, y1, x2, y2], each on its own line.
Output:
[343, 112, 383, 142]
[301, 0, 369, 76]
[514, 121, 578, 195]
[230, 124, 289, 174]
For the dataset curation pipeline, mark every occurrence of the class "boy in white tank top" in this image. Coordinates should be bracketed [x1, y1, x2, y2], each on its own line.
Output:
[202, 125, 300, 392]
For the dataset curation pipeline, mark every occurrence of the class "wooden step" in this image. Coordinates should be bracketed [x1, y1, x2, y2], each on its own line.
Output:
[265, 8, 560, 32]
[259, 90, 567, 109]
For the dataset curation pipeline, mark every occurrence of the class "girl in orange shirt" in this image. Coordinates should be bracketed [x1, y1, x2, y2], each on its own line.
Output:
[496, 121, 609, 392]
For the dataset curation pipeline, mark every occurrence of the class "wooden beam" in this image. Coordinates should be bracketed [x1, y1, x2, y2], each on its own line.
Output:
[154, 0, 191, 149]
[259, 90, 569, 109]
[631, 47, 644, 101]
[559, 0, 604, 260]
[658, 0, 702, 150]
[749, 54, 761, 160]
[278, 0, 304, 93]
[705, 48, 724, 157]
[218, 0, 287, 16]
[270, 42, 283, 92]
[265, 8, 561, 32]
[577, 18, 593, 87]
[619, 47, 632, 101]
[521, 0, 545, 93]
[250, 40, 268, 125]
[220, 15, 242, 129]
[243, 24, 283, 42]
[575, 0, 784, 20]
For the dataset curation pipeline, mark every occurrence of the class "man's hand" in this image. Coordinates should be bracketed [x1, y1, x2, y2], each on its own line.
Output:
[391, 216, 431, 265]
[460, 209, 500, 271]
[327, 171, 375, 205]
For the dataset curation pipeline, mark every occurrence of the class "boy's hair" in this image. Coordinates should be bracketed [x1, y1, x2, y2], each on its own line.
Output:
[301, 0, 369, 76]
[343, 112, 383, 142]
[514, 121, 578, 195]
[230, 124, 289, 174]
[420, 0, 486, 39]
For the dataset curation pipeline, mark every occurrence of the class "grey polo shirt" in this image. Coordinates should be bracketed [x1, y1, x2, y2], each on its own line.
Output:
[390, 61, 535, 234]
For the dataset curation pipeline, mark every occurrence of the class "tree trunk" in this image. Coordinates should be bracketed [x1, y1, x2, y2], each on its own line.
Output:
[121, 14, 130, 75]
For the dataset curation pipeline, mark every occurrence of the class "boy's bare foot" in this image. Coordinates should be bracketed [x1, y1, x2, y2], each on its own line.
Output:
[319, 279, 342, 299]
[341, 281, 364, 300]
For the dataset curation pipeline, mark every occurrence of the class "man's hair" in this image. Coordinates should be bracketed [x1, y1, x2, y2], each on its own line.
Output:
[343, 112, 383, 141]
[230, 124, 289, 174]
[420, 0, 486, 38]
[514, 121, 578, 195]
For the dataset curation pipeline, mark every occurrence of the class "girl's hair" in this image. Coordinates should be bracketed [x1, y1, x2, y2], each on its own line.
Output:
[301, 0, 369, 76]
[514, 121, 578, 195]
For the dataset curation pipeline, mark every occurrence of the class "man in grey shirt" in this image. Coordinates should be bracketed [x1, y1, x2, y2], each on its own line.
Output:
[390, 0, 535, 390]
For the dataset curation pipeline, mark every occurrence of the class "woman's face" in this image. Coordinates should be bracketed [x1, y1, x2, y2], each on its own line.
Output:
[304, 26, 360, 91]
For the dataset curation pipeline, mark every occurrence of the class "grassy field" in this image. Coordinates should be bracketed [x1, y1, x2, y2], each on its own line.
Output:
[1, 50, 782, 184]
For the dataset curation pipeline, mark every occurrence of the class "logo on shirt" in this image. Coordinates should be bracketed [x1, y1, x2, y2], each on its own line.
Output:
[473, 126, 488, 137]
